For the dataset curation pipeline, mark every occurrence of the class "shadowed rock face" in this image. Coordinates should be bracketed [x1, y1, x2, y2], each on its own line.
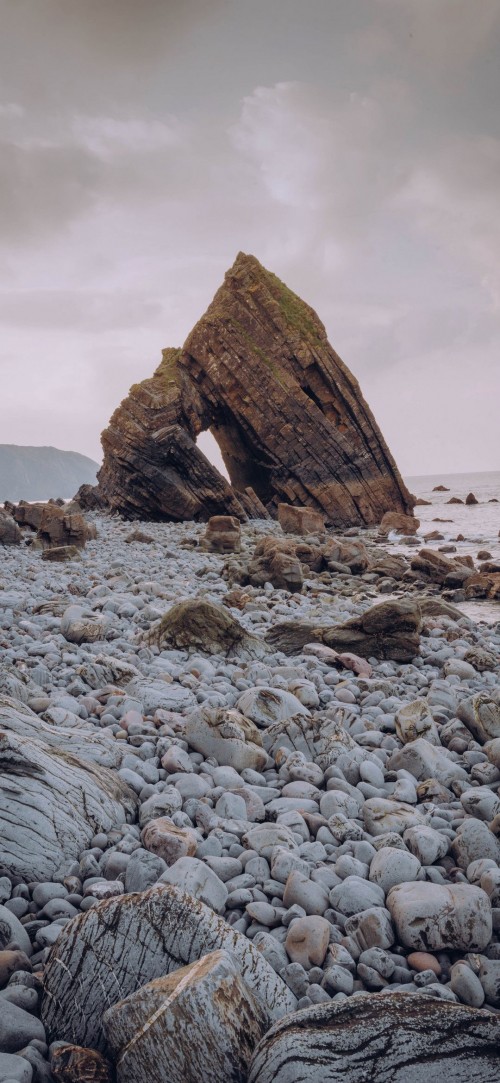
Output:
[98, 253, 412, 526]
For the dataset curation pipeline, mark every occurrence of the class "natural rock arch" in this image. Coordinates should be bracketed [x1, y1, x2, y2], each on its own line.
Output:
[97, 253, 413, 527]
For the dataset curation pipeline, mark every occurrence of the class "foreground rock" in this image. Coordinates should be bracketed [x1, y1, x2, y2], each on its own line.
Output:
[247, 993, 500, 1083]
[266, 598, 422, 661]
[103, 949, 267, 1083]
[41, 885, 296, 1051]
[0, 729, 136, 881]
[97, 252, 413, 526]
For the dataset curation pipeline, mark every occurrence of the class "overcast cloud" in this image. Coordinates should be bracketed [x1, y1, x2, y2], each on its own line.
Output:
[1, 0, 499, 474]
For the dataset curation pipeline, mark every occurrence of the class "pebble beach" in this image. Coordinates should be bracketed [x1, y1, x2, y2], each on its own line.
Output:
[0, 506, 499, 1081]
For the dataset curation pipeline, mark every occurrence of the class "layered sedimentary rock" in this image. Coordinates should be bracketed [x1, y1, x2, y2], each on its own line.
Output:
[98, 253, 412, 527]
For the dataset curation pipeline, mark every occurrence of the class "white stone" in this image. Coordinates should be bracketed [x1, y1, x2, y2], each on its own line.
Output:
[158, 857, 228, 913]
[387, 882, 492, 951]
[236, 687, 309, 727]
[369, 847, 421, 894]
[185, 707, 268, 772]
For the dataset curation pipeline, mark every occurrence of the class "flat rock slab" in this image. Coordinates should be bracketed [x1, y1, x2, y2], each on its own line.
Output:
[247, 992, 500, 1083]
[0, 728, 136, 882]
[41, 885, 296, 1052]
[0, 695, 125, 769]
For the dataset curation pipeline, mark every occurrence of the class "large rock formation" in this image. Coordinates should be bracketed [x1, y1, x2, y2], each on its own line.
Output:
[97, 253, 412, 527]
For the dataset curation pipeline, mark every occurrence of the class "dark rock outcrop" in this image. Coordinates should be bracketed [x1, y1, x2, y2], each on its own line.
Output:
[0, 509, 21, 545]
[266, 598, 422, 661]
[97, 254, 412, 527]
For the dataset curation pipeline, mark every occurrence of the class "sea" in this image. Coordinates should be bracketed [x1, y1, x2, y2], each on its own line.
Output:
[400, 470, 500, 625]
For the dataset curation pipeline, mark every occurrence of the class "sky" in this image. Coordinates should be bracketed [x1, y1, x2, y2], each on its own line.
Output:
[1, 0, 499, 477]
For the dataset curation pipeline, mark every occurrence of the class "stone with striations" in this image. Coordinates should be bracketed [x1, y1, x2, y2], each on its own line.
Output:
[96, 253, 412, 527]
[41, 885, 296, 1051]
[247, 993, 500, 1083]
[103, 949, 267, 1083]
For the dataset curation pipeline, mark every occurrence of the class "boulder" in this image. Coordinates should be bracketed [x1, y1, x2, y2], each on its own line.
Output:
[379, 511, 420, 535]
[0, 728, 136, 882]
[262, 712, 364, 773]
[158, 857, 228, 913]
[103, 950, 267, 1083]
[236, 687, 309, 728]
[184, 706, 268, 772]
[200, 515, 241, 553]
[41, 885, 296, 1051]
[96, 253, 412, 527]
[247, 538, 304, 592]
[0, 509, 21, 545]
[60, 606, 108, 645]
[388, 739, 468, 787]
[266, 598, 422, 662]
[278, 504, 325, 535]
[387, 882, 492, 951]
[395, 700, 440, 745]
[247, 993, 500, 1083]
[457, 694, 500, 744]
[145, 598, 267, 659]
[466, 492, 479, 504]
[0, 695, 125, 769]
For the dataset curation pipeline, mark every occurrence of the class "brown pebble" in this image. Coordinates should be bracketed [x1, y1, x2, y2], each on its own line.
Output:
[407, 951, 441, 976]
[0, 949, 32, 989]
[51, 1044, 115, 1083]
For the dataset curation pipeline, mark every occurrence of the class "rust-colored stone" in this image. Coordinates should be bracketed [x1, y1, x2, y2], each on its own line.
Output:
[278, 503, 325, 535]
[51, 1044, 115, 1083]
[97, 253, 412, 526]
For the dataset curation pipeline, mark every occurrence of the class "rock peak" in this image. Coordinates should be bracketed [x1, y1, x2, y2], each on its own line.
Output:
[97, 255, 413, 525]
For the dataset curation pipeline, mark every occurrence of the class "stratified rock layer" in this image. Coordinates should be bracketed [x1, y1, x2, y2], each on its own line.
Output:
[247, 993, 500, 1083]
[98, 253, 412, 526]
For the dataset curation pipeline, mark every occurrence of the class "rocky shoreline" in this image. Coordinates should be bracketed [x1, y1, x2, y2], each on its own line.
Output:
[0, 509, 499, 1081]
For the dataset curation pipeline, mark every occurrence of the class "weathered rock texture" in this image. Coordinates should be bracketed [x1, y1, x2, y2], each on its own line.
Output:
[98, 253, 412, 526]
[41, 885, 296, 1052]
[0, 728, 136, 881]
[103, 949, 268, 1083]
[266, 598, 422, 661]
[247, 993, 500, 1083]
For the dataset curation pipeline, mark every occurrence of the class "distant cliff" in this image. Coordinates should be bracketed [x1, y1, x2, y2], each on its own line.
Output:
[0, 445, 99, 502]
